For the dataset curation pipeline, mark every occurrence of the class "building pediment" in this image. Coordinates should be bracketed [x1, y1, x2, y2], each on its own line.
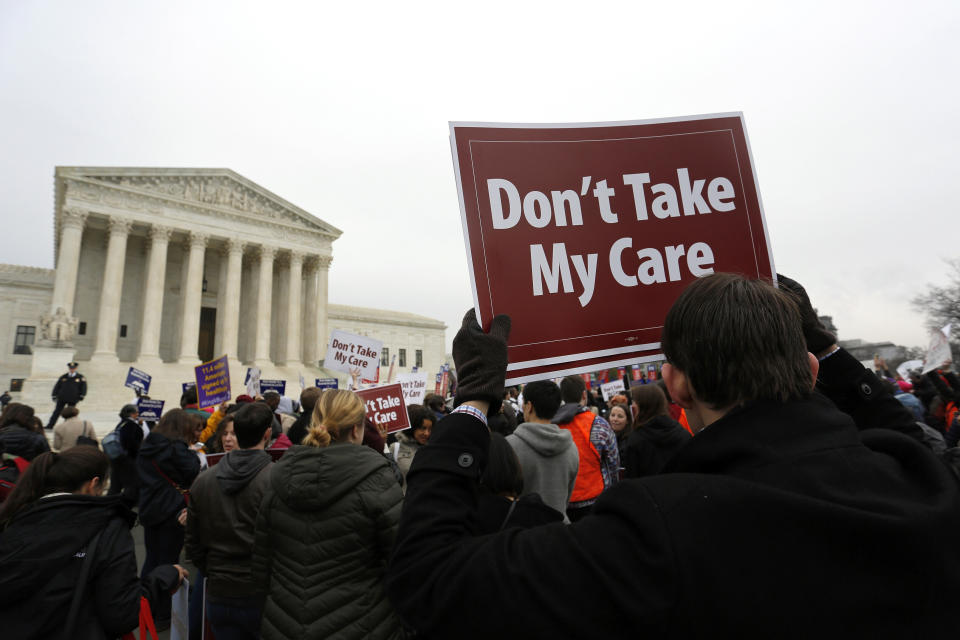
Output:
[55, 167, 342, 241]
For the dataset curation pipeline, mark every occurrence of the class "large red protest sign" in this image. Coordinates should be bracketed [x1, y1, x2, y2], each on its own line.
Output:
[450, 113, 773, 384]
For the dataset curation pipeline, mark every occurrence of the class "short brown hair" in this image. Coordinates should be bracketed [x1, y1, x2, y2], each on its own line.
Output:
[153, 408, 200, 444]
[662, 273, 811, 408]
[61, 406, 80, 419]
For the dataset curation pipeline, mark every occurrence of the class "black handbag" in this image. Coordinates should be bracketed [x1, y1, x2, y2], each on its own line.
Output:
[76, 420, 98, 448]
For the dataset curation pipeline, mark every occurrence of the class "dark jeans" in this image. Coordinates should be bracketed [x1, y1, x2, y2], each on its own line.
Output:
[205, 598, 263, 640]
[46, 399, 76, 429]
[141, 517, 185, 578]
[141, 516, 185, 625]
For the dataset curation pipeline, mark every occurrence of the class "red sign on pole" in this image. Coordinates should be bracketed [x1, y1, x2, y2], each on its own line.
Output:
[450, 113, 773, 384]
[356, 383, 410, 434]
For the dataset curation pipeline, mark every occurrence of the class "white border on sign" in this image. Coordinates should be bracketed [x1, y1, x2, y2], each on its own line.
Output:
[449, 129, 484, 324]
[505, 352, 665, 386]
[507, 342, 660, 371]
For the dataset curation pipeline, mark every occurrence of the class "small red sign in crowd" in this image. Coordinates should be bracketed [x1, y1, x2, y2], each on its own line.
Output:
[356, 383, 409, 433]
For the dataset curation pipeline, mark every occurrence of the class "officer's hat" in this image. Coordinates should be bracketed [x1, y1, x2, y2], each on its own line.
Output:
[67, 362, 79, 368]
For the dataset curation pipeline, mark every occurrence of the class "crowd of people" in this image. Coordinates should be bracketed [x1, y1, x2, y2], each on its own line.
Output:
[0, 273, 959, 638]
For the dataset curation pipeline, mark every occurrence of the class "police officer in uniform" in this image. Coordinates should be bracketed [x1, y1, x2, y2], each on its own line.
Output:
[46, 362, 86, 430]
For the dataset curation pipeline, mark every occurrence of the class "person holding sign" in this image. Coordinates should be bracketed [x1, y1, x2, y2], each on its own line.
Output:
[252, 389, 403, 640]
[386, 276, 960, 638]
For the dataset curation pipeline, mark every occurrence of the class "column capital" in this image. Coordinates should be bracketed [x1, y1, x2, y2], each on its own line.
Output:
[225, 237, 246, 255]
[186, 231, 209, 249]
[288, 250, 305, 266]
[316, 255, 333, 269]
[256, 244, 277, 261]
[107, 216, 134, 236]
[61, 207, 89, 229]
[149, 224, 174, 242]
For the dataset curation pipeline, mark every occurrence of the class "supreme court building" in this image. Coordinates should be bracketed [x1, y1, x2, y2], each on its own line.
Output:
[0, 167, 446, 411]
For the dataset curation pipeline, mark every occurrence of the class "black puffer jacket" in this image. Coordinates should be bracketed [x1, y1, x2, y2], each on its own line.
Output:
[252, 443, 404, 640]
[623, 414, 691, 477]
[136, 432, 200, 527]
[0, 494, 179, 639]
[0, 425, 50, 461]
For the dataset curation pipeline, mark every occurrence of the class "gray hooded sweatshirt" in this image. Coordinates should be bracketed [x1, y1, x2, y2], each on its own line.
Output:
[506, 422, 579, 516]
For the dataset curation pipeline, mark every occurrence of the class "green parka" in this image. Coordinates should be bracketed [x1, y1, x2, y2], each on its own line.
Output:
[252, 442, 404, 640]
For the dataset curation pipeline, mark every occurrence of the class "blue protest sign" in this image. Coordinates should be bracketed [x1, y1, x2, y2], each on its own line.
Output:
[125, 367, 152, 394]
[260, 379, 286, 395]
[181, 382, 196, 393]
[316, 378, 339, 390]
[137, 398, 165, 421]
[194, 355, 231, 409]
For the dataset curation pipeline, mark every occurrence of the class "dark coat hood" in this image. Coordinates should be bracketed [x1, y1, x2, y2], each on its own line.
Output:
[216, 449, 271, 496]
[270, 443, 390, 511]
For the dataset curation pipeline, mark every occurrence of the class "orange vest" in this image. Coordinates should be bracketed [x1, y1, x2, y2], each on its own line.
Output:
[560, 411, 604, 503]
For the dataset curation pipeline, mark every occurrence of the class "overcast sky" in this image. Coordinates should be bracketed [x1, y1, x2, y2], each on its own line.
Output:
[1, 1, 956, 353]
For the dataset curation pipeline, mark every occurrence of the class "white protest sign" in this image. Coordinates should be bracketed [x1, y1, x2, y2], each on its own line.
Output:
[922, 324, 953, 374]
[324, 330, 382, 380]
[396, 372, 429, 405]
[600, 379, 626, 402]
[896, 359, 924, 380]
[246, 366, 261, 397]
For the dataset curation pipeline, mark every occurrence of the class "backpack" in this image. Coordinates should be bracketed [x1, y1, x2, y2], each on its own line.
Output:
[0, 453, 29, 501]
[101, 427, 125, 460]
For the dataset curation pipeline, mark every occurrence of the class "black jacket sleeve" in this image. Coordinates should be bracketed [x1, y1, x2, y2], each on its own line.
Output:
[386, 412, 677, 639]
[51, 376, 63, 399]
[166, 441, 201, 487]
[93, 518, 143, 636]
[816, 348, 924, 443]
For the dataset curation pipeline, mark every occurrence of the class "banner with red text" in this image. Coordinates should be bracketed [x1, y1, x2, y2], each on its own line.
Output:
[451, 113, 773, 384]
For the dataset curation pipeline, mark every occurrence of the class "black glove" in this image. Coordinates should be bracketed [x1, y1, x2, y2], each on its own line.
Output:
[452, 309, 511, 415]
[776, 274, 836, 354]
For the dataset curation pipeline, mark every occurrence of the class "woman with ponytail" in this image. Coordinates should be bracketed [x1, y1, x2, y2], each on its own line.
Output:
[252, 389, 405, 640]
[0, 447, 186, 639]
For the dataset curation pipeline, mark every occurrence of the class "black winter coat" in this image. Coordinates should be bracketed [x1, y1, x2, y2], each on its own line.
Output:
[0, 494, 179, 639]
[136, 432, 200, 527]
[386, 350, 960, 638]
[0, 424, 50, 461]
[52, 372, 87, 403]
[623, 415, 690, 477]
[252, 443, 404, 640]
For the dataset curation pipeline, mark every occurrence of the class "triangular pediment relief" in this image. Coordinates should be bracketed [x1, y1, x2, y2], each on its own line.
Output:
[58, 168, 341, 239]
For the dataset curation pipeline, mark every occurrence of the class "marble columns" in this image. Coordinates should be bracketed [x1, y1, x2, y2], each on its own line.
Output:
[137, 225, 172, 361]
[253, 245, 275, 367]
[177, 232, 208, 363]
[50, 207, 88, 317]
[220, 238, 245, 359]
[284, 251, 303, 366]
[92, 217, 134, 359]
